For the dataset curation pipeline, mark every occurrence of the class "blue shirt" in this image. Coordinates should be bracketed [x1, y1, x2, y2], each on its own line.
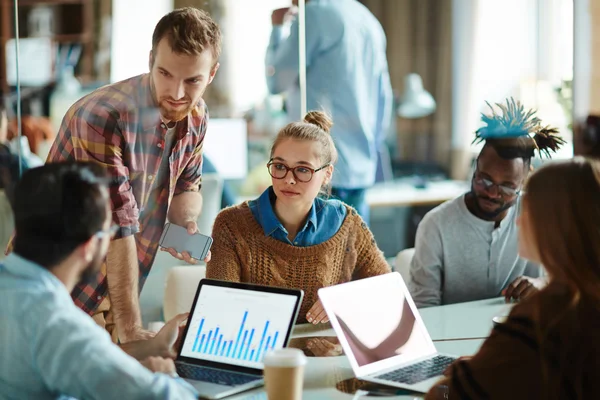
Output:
[0, 253, 197, 400]
[265, 0, 393, 189]
[249, 187, 347, 246]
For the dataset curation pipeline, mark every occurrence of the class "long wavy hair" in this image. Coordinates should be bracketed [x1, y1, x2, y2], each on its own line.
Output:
[523, 157, 600, 399]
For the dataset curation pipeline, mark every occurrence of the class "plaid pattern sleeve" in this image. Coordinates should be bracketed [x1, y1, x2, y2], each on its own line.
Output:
[174, 104, 208, 195]
[51, 100, 140, 238]
[44, 74, 209, 315]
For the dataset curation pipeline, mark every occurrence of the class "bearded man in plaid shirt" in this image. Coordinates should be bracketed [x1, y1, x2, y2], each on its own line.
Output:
[43, 7, 221, 343]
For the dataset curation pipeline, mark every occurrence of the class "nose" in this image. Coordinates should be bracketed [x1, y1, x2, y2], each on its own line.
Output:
[486, 184, 501, 198]
[174, 81, 185, 100]
[284, 171, 296, 185]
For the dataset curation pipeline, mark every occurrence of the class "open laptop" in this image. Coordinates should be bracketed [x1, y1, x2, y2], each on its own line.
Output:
[176, 279, 304, 399]
[318, 272, 457, 393]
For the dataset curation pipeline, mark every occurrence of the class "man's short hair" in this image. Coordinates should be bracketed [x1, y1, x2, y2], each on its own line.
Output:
[152, 7, 222, 64]
[12, 162, 109, 268]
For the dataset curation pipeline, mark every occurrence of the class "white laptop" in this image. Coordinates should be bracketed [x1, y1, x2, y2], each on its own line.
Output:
[318, 272, 457, 393]
[176, 279, 304, 399]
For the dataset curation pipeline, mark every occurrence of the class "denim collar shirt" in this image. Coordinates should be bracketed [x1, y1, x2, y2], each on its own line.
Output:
[249, 186, 347, 246]
[0, 253, 197, 400]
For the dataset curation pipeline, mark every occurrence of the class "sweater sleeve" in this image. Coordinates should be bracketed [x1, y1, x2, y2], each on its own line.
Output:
[439, 302, 543, 400]
[352, 214, 391, 279]
[206, 210, 242, 282]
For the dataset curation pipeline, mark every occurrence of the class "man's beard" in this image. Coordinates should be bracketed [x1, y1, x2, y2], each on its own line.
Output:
[78, 248, 105, 287]
[469, 182, 516, 220]
[150, 76, 195, 123]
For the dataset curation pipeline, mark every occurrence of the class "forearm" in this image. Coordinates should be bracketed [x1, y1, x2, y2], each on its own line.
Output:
[106, 235, 142, 342]
[168, 191, 202, 226]
[120, 338, 157, 361]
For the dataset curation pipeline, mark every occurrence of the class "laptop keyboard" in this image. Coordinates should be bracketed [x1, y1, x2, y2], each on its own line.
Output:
[176, 363, 262, 387]
[375, 355, 456, 385]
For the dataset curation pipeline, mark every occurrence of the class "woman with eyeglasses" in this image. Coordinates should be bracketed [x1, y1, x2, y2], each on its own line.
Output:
[206, 111, 390, 324]
[426, 157, 600, 400]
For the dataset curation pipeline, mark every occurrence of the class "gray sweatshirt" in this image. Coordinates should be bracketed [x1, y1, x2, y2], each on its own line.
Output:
[408, 194, 541, 308]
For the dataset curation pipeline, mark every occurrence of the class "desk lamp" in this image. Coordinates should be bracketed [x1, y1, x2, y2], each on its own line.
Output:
[396, 73, 437, 188]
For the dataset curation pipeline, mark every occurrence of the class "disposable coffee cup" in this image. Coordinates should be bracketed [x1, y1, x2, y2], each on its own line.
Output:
[263, 348, 307, 400]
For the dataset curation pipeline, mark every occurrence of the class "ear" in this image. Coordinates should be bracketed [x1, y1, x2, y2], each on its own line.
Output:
[208, 62, 220, 85]
[323, 165, 334, 186]
[148, 50, 154, 71]
[77, 236, 97, 263]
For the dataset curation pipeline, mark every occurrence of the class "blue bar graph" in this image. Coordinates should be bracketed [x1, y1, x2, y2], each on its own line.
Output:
[199, 334, 206, 354]
[244, 329, 255, 360]
[238, 330, 248, 358]
[191, 311, 281, 363]
[204, 330, 213, 353]
[216, 333, 223, 355]
[233, 311, 248, 357]
[192, 318, 205, 352]
[210, 327, 220, 354]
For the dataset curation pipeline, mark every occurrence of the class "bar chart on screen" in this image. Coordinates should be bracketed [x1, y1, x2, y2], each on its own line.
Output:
[179, 284, 299, 367]
[190, 310, 280, 363]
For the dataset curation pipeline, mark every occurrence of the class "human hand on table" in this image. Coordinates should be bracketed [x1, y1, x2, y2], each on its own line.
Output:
[503, 276, 545, 303]
[151, 313, 189, 359]
[160, 221, 211, 264]
[306, 299, 329, 324]
[306, 337, 343, 357]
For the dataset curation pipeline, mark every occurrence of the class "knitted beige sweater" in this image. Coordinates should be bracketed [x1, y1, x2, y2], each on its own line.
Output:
[206, 203, 391, 323]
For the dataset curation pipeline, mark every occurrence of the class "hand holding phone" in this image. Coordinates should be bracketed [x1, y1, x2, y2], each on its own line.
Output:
[159, 222, 213, 264]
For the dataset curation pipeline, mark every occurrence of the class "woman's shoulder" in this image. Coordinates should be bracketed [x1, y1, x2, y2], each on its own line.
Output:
[214, 202, 253, 226]
[315, 196, 348, 218]
[507, 283, 597, 335]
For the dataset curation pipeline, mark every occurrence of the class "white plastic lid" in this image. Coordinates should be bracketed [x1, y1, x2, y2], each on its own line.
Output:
[262, 348, 307, 367]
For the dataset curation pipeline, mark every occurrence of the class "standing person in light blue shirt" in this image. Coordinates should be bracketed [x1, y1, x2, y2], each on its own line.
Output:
[265, 0, 393, 224]
[0, 162, 197, 400]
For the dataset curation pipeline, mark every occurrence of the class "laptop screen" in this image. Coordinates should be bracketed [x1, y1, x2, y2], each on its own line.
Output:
[318, 273, 437, 375]
[179, 284, 300, 369]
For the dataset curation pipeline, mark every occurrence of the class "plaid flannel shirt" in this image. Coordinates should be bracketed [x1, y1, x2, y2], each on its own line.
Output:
[47, 74, 207, 315]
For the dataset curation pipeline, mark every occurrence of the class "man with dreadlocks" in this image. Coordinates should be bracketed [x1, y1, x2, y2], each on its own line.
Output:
[408, 98, 565, 307]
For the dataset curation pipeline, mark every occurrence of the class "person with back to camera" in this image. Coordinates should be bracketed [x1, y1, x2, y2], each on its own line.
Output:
[207, 111, 391, 324]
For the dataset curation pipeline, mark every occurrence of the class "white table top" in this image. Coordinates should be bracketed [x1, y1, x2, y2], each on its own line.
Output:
[419, 297, 513, 341]
[223, 298, 506, 399]
[366, 180, 468, 208]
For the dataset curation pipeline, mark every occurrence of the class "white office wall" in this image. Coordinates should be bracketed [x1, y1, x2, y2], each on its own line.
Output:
[110, 0, 174, 83]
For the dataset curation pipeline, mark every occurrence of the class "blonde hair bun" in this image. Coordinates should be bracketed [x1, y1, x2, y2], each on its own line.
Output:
[304, 111, 333, 133]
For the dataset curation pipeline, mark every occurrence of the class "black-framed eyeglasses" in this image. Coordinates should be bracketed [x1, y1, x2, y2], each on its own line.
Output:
[95, 224, 119, 239]
[473, 169, 521, 197]
[267, 160, 330, 183]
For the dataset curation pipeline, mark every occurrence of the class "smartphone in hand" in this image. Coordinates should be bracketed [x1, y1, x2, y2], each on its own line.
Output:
[159, 223, 213, 261]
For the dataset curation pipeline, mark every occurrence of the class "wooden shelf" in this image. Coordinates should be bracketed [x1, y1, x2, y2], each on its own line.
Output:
[8, 0, 89, 6]
[0, 0, 95, 95]
[1, 33, 91, 42]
